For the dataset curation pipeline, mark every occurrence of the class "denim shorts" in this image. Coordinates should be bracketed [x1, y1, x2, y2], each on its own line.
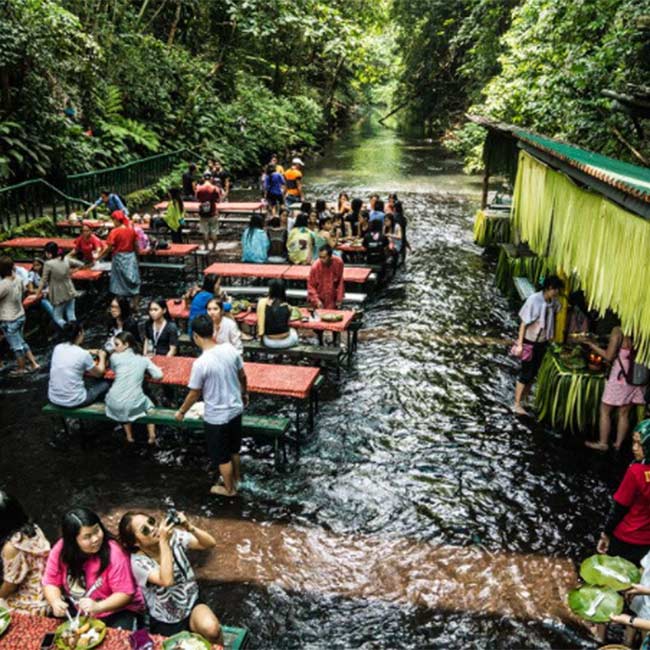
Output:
[0, 316, 30, 356]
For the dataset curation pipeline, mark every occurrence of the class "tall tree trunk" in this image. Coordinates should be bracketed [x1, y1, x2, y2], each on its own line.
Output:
[325, 57, 345, 131]
[168, 0, 182, 46]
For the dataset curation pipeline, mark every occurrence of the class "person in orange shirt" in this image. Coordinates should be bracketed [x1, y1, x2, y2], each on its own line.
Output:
[284, 158, 304, 207]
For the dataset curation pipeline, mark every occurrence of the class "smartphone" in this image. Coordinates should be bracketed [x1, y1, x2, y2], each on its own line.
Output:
[41, 633, 56, 650]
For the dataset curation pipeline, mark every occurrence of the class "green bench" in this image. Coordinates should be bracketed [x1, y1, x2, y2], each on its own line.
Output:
[243, 340, 346, 376]
[42, 403, 290, 467]
[513, 276, 535, 301]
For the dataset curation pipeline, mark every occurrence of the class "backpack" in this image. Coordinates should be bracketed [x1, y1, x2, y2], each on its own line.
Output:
[615, 344, 650, 386]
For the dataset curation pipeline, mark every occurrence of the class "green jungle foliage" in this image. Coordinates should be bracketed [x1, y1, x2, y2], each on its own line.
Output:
[392, 0, 650, 170]
[0, 0, 388, 183]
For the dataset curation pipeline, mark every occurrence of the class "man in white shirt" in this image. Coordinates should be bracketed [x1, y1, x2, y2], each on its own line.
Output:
[175, 314, 248, 496]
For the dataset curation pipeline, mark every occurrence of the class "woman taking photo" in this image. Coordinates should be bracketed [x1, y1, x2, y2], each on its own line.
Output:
[96, 210, 141, 310]
[43, 507, 144, 629]
[207, 298, 242, 353]
[105, 332, 163, 445]
[585, 326, 647, 452]
[256, 279, 299, 349]
[0, 256, 40, 376]
[118, 511, 222, 642]
[39, 241, 84, 328]
[0, 491, 50, 615]
[512, 275, 564, 416]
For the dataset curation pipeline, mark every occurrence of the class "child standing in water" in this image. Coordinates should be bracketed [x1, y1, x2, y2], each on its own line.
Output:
[105, 332, 163, 445]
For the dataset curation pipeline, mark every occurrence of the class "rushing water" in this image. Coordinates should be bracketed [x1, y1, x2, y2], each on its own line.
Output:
[0, 119, 630, 649]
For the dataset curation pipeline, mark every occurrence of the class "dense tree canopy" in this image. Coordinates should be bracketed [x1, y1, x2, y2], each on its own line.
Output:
[392, 0, 650, 169]
[0, 0, 388, 182]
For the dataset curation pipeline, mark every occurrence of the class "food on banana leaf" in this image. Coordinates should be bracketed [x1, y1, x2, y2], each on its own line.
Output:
[290, 307, 302, 321]
[231, 300, 251, 314]
[567, 585, 623, 623]
[580, 554, 641, 591]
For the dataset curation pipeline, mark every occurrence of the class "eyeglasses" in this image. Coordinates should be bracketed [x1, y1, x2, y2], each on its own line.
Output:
[139, 516, 156, 537]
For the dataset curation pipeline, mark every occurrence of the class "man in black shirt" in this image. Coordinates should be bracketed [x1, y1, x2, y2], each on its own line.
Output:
[213, 160, 232, 199]
[182, 163, 197, 200]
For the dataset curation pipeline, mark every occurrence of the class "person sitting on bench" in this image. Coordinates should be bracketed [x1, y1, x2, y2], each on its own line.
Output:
[257, 279, 299, 349]
[48, 322, 109, 409]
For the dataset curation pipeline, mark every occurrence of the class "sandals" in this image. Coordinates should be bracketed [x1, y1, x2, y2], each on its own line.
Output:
[584, 441, 608, 452]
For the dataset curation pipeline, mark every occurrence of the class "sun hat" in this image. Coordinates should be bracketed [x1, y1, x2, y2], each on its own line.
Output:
[292, 157, 304, 166]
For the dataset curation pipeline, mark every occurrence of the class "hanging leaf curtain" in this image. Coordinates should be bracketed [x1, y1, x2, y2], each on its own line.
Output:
[512, 150, 650, 362]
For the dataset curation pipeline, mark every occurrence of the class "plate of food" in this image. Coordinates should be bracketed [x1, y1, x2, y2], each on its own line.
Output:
[55, 616, 106, 650]
[231, 300, 251, 315]
[567, 585, 623, 623]
[162, 631, 211, 650]
[290, 307, 303, 321]
[321, 313, 344, 323]
[579, 554, 641, 591]
[0, 608, 10, 636]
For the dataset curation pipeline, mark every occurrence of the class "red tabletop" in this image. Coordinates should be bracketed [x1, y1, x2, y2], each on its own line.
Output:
[0, 611, 221, 650]
[203, 263, 289, 279]
[145, 243, 198, 257]
[166, 298, 189, 320]
[337, 242, 365, 253]
[155, 201, 265, 214]
[103, 356, 320, 399]
[281, 265, 372, 284]
[15, 261, 103, 282]
[242, 307, 354, 333]
[0, 237, 75, 250]
[1, 238, 195, 258]
[56, 220, 151, 230]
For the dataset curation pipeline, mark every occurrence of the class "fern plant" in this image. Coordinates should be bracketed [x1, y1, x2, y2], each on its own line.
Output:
[93, 85, 160, 155]
[0, 121, 53, 180]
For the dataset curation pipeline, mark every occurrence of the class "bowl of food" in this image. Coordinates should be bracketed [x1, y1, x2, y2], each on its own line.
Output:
[321, 313, 343, 323]
[55, 616, 106, 650]
[290, 307, 302, 321]
[162, 631, 211, 650]
[0, 607, 11, 636]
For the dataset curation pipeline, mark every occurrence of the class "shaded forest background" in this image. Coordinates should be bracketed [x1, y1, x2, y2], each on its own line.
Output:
[1, 0, 650, 184]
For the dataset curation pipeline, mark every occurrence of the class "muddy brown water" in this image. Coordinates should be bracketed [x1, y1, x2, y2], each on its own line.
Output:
[0, 118, 630, 648]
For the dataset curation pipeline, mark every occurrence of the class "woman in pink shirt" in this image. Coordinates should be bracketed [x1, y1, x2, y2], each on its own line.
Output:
[43, 508, 144, 630]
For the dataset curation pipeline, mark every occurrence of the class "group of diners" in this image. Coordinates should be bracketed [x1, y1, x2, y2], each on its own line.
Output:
[239, 193, 408, 269]
[0, 491, 223, 642]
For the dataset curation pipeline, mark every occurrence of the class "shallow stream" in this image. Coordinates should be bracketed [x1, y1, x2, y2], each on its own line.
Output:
[0, 118, 629, 648]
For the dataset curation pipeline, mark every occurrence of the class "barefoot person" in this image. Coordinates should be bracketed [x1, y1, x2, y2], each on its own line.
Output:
[512, 275, 564, 416]
[118, 511, 222, 643]
[175, 315, 248, 496]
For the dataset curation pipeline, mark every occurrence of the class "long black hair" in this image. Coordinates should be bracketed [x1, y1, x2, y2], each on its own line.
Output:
[0, 491, 36, 544]
[115, 330, 141, 354]
[268, 278, 287, 303]
[44, 241, 64, 260]
[109, 295, 132, 327]
[60, 508, 113, 582]
[202, 273, 220, 293]
[350, 198, 363, 218]
[246, 214, 265, 241]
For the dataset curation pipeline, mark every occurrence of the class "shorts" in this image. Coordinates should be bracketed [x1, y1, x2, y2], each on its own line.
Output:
[267, 193, 284, 208]
[199, 216, 219, 237]
[610, 535, 650, 566]
[149, 615, 191, 637]
[518, 341, 548, 385]
[0, 316, 30, 356]
[205, 413, 243, 466]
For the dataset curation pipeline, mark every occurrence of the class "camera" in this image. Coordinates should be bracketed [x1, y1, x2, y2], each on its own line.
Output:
[165, 508, 181, 526]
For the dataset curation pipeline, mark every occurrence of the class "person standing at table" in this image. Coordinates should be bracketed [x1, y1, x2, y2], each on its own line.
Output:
[39, 242, 85, 329]
[182, 163, 198, 200]
[195, 173, 221, 252]
[84, 189, 129, 217]
[284, 158, 304, 207]
[307, 244, 344, 310]
[212, 160, 231, 199]
[512, 275, 564, 416]
[175, 315, 248, 497]
[96, 210, 141, 311]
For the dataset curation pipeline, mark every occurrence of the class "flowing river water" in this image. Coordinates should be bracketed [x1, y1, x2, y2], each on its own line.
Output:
[0, 119, 630, 648]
